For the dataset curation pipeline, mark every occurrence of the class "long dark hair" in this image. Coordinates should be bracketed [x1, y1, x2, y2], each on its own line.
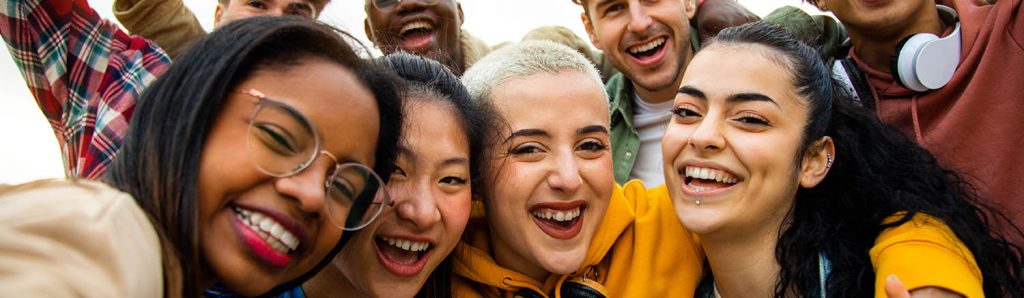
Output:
[377, 52, 497, 298]
[708, 22, 1024, 297]
[105, 16, 403, 297]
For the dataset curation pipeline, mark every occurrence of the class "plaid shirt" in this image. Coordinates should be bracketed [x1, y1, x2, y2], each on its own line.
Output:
[1, 0, 170, 179]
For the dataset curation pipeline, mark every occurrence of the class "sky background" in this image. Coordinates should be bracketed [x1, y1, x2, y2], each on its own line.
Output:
[0, 0, 824, 184]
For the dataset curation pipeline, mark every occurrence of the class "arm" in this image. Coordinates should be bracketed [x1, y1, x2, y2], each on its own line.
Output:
[0, 180, 163, 296]
[691, 0, 760, 43]
[113, 0, 207, 59]
[0, 0, 170, 179]
[871, 213, 983, 298]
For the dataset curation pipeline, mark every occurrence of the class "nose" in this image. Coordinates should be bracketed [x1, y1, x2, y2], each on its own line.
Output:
[396, 0, 431, 15]
[688, 115, 726, 153]
[274, 158, 332, 215]
[547, 149, 583, 194]
[626, 2, 653, 34]
[391, 181, 442, 228]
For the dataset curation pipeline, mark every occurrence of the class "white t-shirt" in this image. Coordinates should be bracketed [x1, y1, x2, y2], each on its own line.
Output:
[628, 92, 673, 186]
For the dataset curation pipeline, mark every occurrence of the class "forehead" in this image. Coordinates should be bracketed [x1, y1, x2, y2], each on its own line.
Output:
[682, 44, 804, 108]
[239, 59, 381, 163]
[401, 97, 470, 157]
[492, 71, 609, 129]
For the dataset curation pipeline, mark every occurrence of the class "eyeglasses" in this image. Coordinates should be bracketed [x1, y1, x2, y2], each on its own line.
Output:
[370, 0, 440, 10]
[239, 88, 390, 231]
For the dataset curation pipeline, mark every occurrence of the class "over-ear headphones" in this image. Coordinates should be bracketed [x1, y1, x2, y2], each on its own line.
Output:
[890, 5, 962, 92]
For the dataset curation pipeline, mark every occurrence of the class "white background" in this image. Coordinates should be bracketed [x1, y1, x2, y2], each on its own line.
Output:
[0, 0, 823, 184]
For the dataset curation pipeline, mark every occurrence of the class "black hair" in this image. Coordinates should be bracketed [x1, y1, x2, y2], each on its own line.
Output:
[105, 16, 403, 297]
[707, 22, 1023, 297]
[377, 52, 497, 298]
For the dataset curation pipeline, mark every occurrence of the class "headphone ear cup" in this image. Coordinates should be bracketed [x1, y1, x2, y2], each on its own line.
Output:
[890, 33, 940, 92]
[559, 276, 608, 298]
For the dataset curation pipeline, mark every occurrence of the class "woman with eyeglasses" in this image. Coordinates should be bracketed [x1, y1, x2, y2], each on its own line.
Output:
[661, 22, 1024, 297]
[0, 16, 402, 297]
[300, 52, 495, 297]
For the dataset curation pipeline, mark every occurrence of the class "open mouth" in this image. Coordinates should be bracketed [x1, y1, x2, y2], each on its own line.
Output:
[374, 236, 433, 276]
[683, 166, 739, 193]
[232, 205, 304, 268]
[398, 20, 436, 51]
[529, 203, 586, 240]
[627, 37, 667, 64]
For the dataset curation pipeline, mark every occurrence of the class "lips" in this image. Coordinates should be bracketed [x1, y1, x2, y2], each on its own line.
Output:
[626, 36, 668, 67]
[679, 165, 741, 197]
[231, 204, 308, 268]
[529, 201, 586, 240]
[374, 235, 433, 277]
[397, 20, 436, 52]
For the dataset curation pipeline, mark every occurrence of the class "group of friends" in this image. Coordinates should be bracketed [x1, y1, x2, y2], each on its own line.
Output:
[1, 0, 1023, 297]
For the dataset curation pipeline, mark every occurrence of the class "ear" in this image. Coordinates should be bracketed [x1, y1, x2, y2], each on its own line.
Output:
[364, 18, 377, 44]
[457, 2, 465, 27]
[813, 0, 829, 11]
[684, 0, 697, 20]
[214, 3, 225, 27]
[799, 136, 835, 188]
[582, 13, 602, 49]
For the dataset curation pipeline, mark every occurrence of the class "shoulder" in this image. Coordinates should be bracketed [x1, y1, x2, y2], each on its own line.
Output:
[0, 179, 163, 297]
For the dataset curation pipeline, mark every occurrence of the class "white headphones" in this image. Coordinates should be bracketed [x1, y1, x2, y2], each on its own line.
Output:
[890, 5, 962, 92]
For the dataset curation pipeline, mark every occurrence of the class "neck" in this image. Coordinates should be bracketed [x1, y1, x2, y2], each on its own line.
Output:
[633, 47, 694, 103]
[848, 5, 948, 73]
[490, 232, 550, 283]
[702, 225, 785, 298]
[303, 263, 368, 298]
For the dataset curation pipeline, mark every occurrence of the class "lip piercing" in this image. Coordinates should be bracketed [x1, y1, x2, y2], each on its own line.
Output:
[696, 199, 701, 206]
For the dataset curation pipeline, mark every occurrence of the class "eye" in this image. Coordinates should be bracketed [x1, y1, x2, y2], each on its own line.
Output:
[390, 165, 407, 179]
[577, 139, 608, 152]
[328, 177, 357, 202]
[246, 0, 267, 9]
[510, 144, 544, 156]
[253, 123, 299, 155]
[671, 106, 703, 119]
[439, 176, 468, 185]
[733, 113, 771, 127]
[602, 3, 626, 17]
[287, 3, 315, 18]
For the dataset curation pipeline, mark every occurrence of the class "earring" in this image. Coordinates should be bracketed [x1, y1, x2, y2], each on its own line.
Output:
[826, 153, 834, 169]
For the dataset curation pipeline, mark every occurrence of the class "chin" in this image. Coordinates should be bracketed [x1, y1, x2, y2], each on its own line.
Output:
[538, 249, 586, 275]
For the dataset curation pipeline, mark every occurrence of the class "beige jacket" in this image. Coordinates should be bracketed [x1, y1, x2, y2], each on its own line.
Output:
[0, 180, 163, 297]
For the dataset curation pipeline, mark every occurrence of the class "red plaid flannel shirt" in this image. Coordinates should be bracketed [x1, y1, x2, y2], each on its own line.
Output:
[1, 0, 170, 179]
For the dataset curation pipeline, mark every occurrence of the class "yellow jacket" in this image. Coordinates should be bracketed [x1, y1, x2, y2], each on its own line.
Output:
[452, 181, 704, 297]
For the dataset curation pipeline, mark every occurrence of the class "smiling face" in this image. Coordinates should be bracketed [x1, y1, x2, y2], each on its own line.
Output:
[484, 70, 613, 281]
[582, 0, 696, 100]
[334, 96, 472, 296]
[661, 44, 814, 239]
[215, 0, 321, 27]
[365, 0, 464, 70]
[813, 0, 934, 39]
[197, 57, 380, 295]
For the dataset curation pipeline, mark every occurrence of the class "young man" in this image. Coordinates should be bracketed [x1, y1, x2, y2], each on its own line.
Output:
[817, 0, 1024, 228]
[362, 0, 488, 76]
[1, 0, 325, 179]
[114, 0, 327, 58]
[575, 0, 844, 186]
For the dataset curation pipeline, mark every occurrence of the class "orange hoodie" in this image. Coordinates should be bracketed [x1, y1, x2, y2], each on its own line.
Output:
[452, 181, 704, 297]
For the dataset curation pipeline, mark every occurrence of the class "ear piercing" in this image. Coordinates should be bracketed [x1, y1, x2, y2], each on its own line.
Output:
[826, 153, 834, 169]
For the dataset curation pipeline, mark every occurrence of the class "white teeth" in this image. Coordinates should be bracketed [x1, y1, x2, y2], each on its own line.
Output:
[532, 207, 581, 222]
[628, 37, 666, 54]
[380, 236, 431, 252]
[684, 166, 739, 184]
[399, 21, 433, 35]
[232, 207, 300, 254]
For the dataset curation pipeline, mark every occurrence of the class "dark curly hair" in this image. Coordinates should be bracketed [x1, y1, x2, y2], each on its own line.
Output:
[706, 22, 1024, 297]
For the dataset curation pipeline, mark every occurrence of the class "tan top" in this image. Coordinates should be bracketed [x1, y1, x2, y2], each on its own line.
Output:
[0, 180, 163, 297]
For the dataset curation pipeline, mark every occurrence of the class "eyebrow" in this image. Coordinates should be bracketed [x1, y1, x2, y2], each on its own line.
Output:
[578, 125, 609, 136]
[678, 85, 780, 108]
[440, 157, 469, 167]
[504, 128, 548, 143]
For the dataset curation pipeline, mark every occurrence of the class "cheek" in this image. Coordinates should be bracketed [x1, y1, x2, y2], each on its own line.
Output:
[440, 191, 472, 242]
[661, 124, 691, 163]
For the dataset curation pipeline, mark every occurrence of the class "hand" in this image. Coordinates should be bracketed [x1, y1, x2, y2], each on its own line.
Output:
[885, 275, 964, 298]
[692, 0, 760, 43]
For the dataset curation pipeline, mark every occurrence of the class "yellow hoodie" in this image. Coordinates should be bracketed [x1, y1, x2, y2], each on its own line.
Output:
[452, 181, 704, 297]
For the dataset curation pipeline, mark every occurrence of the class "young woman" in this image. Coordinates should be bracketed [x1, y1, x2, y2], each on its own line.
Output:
[661, 22, 1023, 297]
[302, 52, 494, 297]
[0, 17, 402, 297]
[455, 40, 704, 297]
